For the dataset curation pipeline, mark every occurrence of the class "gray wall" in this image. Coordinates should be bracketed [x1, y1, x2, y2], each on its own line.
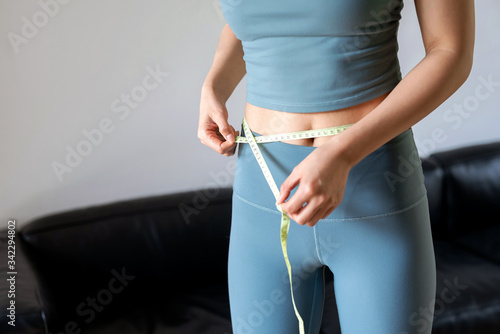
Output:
[1, 0, 498, 229]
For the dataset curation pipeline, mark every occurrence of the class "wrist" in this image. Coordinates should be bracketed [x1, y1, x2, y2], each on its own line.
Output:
[322, 132, 362, 169]
[202, 82, 231, 103]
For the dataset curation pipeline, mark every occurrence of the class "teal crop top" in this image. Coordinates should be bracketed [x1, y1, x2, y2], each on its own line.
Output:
[220, 0, 404, 113]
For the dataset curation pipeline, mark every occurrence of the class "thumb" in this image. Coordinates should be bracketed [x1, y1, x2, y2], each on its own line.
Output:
[276, 172, 300, 205]
[212, 109, 235, 143]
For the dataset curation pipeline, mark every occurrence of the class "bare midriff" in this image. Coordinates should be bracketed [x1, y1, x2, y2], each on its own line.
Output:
[244, 91, 391, 147]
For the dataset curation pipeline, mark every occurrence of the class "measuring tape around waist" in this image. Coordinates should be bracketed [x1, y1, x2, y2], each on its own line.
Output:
[234, 117, 353, 334]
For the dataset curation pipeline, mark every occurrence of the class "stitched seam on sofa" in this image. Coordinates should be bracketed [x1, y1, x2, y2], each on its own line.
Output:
[233, 191, 428, 222]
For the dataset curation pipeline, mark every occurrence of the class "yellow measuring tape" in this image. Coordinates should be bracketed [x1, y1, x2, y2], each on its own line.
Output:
[234, 117, 353, 334]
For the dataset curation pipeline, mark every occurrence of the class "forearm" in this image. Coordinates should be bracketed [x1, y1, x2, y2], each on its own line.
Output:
[326, 48, 474, 168]
[202, 24, 246, 102]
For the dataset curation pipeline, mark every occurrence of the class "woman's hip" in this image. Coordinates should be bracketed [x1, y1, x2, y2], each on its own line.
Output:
[232, 124, 428, 221]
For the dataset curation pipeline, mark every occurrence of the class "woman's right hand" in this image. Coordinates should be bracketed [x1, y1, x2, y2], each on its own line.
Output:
[197, 86, 239, 157]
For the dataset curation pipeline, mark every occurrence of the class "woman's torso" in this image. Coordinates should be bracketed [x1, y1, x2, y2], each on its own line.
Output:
[244, 91, 391, 147]
[222, 0, 404, 146]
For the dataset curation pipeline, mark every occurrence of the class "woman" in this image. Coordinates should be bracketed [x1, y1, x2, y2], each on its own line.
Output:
[198, 0, 475, 333]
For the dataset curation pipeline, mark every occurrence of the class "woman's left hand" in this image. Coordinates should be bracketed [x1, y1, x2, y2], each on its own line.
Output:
[275, 143, 352, 227]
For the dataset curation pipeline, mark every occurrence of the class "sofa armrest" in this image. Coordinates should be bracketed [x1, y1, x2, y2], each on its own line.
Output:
[0, 227, 46, 333]
[16, 187, 233, 332]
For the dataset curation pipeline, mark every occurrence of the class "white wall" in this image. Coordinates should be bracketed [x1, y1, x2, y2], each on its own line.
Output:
[1, 0, 498, 229]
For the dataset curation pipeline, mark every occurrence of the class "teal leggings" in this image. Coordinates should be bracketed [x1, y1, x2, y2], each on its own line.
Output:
[228, 125, 437, 334]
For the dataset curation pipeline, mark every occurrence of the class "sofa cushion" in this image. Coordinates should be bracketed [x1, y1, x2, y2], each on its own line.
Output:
[431, 240, 500, 334]
[454, 225, 500, 265]
[67, 281, 233, 334]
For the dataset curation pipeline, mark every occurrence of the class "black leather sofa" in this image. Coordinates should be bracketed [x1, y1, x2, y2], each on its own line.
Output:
[1, 140, 500, 334]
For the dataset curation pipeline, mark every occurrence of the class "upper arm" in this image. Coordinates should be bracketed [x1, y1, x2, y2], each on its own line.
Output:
[414, 0, 475, 62]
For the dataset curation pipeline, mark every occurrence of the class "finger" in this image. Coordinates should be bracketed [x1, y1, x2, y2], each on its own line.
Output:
[202, 130, 236, 155]
[200, 130, 226, 152]
[227, 130, 241, 156]
[292, 197, 321, 226]
[320, 205, 337, 220]
[277, 170, 300, 205]
[224, 143, 238, 156]
[216, 124, 237, 155]
[212, 110, 235, 144]
[306, 205, 330, 227]
[224, 133, 240, 152]
[227, 142, 238, 156]
[280, 182, 312, 216]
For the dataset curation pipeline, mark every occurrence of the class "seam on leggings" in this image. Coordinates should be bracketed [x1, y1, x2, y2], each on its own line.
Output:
[321, 194, 428, 222]
[313, 225, 325, 265]
[233, 191, 428, 222]
[233, 191, 282, 215]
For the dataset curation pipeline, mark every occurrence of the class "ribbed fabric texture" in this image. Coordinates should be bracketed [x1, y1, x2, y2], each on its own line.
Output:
[220, 0, 404, 112]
